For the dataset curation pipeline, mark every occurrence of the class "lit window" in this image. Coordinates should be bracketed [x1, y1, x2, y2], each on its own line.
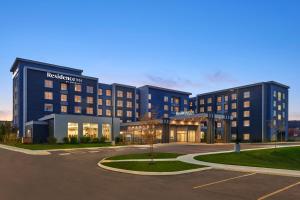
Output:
[127, 101, 132, 108]
[61, 105, 67, 113]
[98, 88, 102, 95]
[106, 89, 112, 96]
[207, 98, 212, 104]
[273, 110, 277, 117]
[164, 113, 169, 118]
[231, 121, 237, 127]
[273, 120, 277, 126]
[243, 101, 250, 108]
[243, 91, 250, 98]
[217, 122, 222, 128]
[184, 99, 188, 105]
[44, 80, 53, 88]
[61, 94, 67, 102]
[61, 83, 68, 91]
[273, 91, 277, 97]
[232, 112, 237, 118]
[278, 105, 282, 111]
[224, 96, 228, 102]
[117, 110, 123, 117]
[273, 101, 277, 107]
[174, 98, 179, 104]
[106, 109, 111, 116]
[217, 96, 222, 103]
[217, 105, 222, 111]
[136, 103, 139, 109]
[74, 106, 81, 113]
[86, 107, 93, 114]
[117, 90, 123, 98]
[207, 106, 212, 112]
[231, 103, 237, 109]
[148, 94, 151, 100]
[278, 92, 282, 101]
[148, 112, 151, 118]
[127, 92, 132, 98]
[74, 95, 81, 103]
[86, 86, 93, 94]
[164, 105, 169, 111]
[224, 104, 228, 111]
[164, 96, 168, 102]
[200, 107, 204, 113]
[174, 106, 179, 112]
[98, 108, 102, 116]
[98, 99, 102, 105]
[148, 103, 151, 109]
[127, 111, 132, 117]
[243, 120, 250, 127]
[278, 114, 282, 120]
[106, 99, 111, 106]
[75, 84, 82, 92]
[200, 99, 205, 105]
[243, 111, 250, 117]
[136, 112, 139, 118]
[44, 104, 53, 112]
[87, 97, 93, 104]
[232, 93, 237, 100]
[243, 133, 250, 140]
[44, 92, 53, 100]
[117, 100, 123, 107]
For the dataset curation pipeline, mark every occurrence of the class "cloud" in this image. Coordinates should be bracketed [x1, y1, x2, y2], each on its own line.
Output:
[205, 70, 238, 84]
[0, 110, 12, 121]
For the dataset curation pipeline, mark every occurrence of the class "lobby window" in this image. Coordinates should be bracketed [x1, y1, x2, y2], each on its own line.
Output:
[184, 99, 188, 105]
[232, 93, 237, 100]
[86, 86, 93, 94]
[127, 92, 132, 99]
[68, 123, 78, 137]
[102, 124, 111, 142]
[244, 111, 250, 118]
[243, 133, 250, 141]
[243, 101, 250, 108]
[44, 91, 53, 100]
[44, 104, 53, 112]
[127, 101, 132, 108]
[44, 80, 53, 88]
[224, 96, 228, 102]
[106, 99, 111, 106]
[231, 103, 237, 110]
[61, 105, 67, 113]
[117, 90, 123, 98]
[98, 99, 102, 105]
[200, 107, 204, 113]
[164, 113, 169, 118]
[217, 105, 222, 111]
[98, 108, 102, 116]
[61, 83, 68, 91]
[232, 112, 237, 118]
[83, 123, 98, 138]
[148, 112, 151, 118]
[61, 94, 67, 102]
[207, 98, 212, 104]
[164, 105, 169, 111]
[74, 106, 81, 114]
[224, 104, 228, 111]
[243, 120, 250, 127]
[148, 103, 151, 109]
[127, 111, 132, 117]
[117, 110, 123, 117]
[106, 109, 111, 116]
[98, 88, 102, 95]
[74, 84, 82, 92]
[200, 99, 205, 105]
[86, 107, 93, 114]
[117, 100, 123, 107]
[148, 94, 151, 100]
[74, 95, 81, 103]
[106, 89, 112, 96]
[231, 121, 237, 127]
[243, 91, 250, 98]
[207, 106, 212, 112]
[87, 97, 93, 104]
[164, 96, 168, 102]
[217, 96, 222, 103]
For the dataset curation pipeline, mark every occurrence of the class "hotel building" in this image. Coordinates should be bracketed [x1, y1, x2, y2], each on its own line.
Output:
[11, 58, 289, 143]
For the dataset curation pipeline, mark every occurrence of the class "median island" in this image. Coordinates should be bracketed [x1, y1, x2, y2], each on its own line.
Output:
[194, 146, 300, 171]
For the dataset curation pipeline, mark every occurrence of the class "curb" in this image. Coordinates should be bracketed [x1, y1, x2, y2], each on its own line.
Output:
[0, 144, 51, 155]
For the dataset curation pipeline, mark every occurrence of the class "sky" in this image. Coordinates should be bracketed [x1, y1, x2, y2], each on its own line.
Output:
[0, 0, 300, 120]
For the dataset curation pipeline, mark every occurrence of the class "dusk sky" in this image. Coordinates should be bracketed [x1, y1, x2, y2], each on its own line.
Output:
[1, 0, 300, 120]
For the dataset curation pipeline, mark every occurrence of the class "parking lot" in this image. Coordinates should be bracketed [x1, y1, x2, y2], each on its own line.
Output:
[0, 143, 299, 200]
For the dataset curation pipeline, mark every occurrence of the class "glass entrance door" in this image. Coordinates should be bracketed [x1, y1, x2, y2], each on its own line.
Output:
[177, 131, 187, 142]
[188, 130, 196, 142]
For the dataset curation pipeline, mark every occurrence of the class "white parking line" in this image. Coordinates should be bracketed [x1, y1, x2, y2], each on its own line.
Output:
[257, 181, 300, 200]
[59, 153, 71, 156]
[89, 150, 99, 153]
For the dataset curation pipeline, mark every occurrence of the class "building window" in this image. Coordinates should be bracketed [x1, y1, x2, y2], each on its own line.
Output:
[136, 112, 139, 118]
[98, 108, 102, 116]
[184, 99, 188, 105]
[278, 114, 282, 120]
[148, 103, 151, 109]
[86, 107, 93, 114]
[217, 105, 222, 111]
[106, 109, 111, 116]
[217, 96, 222, 103]
[232, 93, 237, 100]
[200, 107, 204, 113]
[61, 94, 67, 102]
[136, 94, 139, 99]
[283, 112, 286, 118]
[98, 88, 102, 95]
[127, 111, 132, 117]
[224, 96, 228, 102]
[148, 112, 151, 118]
[106, 99, 111, 106]
[68, 123, 78, 137]
[83, 123, 98, 138]
[200, 99, 205, 105]
[87, 97, 93, 104]
[243, 133, 250, 141]
[126, 101, 132, 108]
[106, 89, 112, 96]
[273, 101, 277, 107]
[44, 104, 53, 112]
[273, 90, 277, 97]
[278, 92, 282, 101]
[243, 101, 250, 108]
[207, 106, 212, 112]
[61, 105, 67, 113]
[117, 90, 123, 98]
[278, 105, 282, 111]
[74, 84, 82, 92]
[273, 110, 277, 117]
[231, 103, 237, 109]
[217, 122, 222, 128]
[148, 94, 151, 100]
[243, 120, 250, 127]
[244, 91, 250, 98]
[98, 99, 102, 105]
[243, 111, 250, 117]
[86, 86, 93, 94]
[164, 96, 168, 102]
[127, 92, 132, 99]
[44, 92, 53, 100]
[164, 113, 169, 118]
[44, 80, 53, 88]
[283, 103, 286, 110]
[224, 104, 228, 111]
[102, 124, 111, 142]
[117, 100, 123, 107]
[74, 106, 81, 113]
[174, 106, 179, 112]
[283, 93, 286, 100]
[207, 98, 212, 104]
[74, 95, 81, 103]
[117, 110, 123, 117]
[136, 103, 139, 109]
[231, 121, 237, 127]
[164, 105, 169, 111]
[61, 83, 68, 91]
[232, 112, 237, 118]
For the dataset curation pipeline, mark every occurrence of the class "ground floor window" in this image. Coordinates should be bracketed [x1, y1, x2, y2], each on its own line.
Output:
[83, 123, 98, 138]
[177, 131, 187, 142]
[102, 124, 111, 141]
[68, 123, 78, 137]
[188, 130, 196, 142]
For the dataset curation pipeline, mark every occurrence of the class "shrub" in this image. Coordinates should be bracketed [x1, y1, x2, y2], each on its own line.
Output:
[99, 136, 106, 143]
[47, 136, 57, 144]
[69, 136, 78, 144]
[80, 136, 91, 143]
[115, 136, 122, 144]
[91, 137, 99, 143]
[63, 137, 69, 144]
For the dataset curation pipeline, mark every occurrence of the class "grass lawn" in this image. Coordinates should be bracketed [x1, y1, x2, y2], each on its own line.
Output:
[195, 146, 300, 171]
[102, 161, 205, 172]
[11, 143, 112, 150]
[107, 152, 182, 160]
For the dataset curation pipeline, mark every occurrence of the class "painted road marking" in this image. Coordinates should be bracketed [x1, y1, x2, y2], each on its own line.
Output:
[193, 172, 257, 189]
[89, 150, 99, 153]
[257, 181, 300, 200]
[59, 153, 71, 156]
